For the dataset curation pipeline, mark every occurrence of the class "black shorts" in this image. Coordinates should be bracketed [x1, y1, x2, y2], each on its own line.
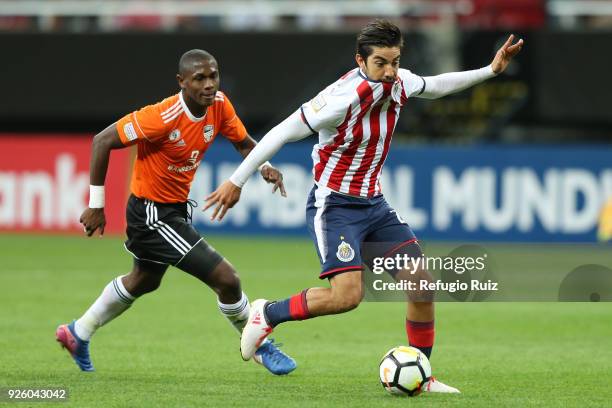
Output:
[124, 194, 223, 269]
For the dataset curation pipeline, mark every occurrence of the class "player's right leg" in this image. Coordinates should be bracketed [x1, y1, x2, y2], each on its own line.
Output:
[56, 259, 168, 371]
[175, 239, 297, 375]
[241, 271, 364, 360]
[174, 240, 244, 330]
[241, 185, 369, 360]
[241, 271, 364, 361]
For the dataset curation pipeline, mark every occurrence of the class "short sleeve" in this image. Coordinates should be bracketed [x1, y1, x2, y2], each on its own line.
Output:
[398, 68, 427, 99]
[300, 84, 348, 133]
[219, 95, 248, 142]
[116, 102, 169, 146]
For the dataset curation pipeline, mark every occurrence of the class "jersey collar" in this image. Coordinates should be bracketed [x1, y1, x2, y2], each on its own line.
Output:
[358, 69, 400, 87]
[358, 69, 383, 83]
[179, 91, 207, 122]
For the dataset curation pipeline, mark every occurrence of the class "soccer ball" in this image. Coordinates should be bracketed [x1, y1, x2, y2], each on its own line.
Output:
[379, 346, 431, 396]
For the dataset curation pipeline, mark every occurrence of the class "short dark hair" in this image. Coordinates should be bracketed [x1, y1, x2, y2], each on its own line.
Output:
[356, 19, 404, 60]
[178, 49, 215, 76]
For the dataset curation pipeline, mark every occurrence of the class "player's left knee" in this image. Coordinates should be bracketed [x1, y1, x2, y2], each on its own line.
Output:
[140, 277, 163, 295]
[403, 267, 435, 303]
[340, 296, 362, 312]
[216, 272, 241, 294]
[124, 273, 163, 297]
[210, 263, 242, 299]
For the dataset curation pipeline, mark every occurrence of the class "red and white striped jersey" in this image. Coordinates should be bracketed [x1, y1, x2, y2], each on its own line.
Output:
[301, 68, 425, 198]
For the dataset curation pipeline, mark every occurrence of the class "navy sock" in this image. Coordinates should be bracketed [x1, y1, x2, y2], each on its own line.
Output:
[264, 299, 291, 327]
[264, 290, 310, 327]
[417, 346, 432, 359]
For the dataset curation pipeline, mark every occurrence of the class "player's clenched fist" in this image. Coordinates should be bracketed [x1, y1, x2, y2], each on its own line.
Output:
[204, 181, 242, 221]
[80, 208, 106, 237]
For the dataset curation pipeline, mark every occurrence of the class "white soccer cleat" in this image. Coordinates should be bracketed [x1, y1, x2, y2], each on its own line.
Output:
[422, 377, 461, 393]
[240, 299, 273, 361]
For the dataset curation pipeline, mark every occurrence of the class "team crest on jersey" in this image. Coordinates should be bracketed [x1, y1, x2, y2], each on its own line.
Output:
[168, 129, 181, 142]
[336, 240, 355, 263]
[203, 125, 214, 142]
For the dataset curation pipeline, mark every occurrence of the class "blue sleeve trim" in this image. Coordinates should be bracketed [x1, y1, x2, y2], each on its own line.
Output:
[417, 76, 426, 96]
[300, 106, 317, 134]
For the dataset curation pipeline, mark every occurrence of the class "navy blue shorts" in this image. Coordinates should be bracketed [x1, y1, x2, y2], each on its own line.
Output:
[306, 184, 418, 279]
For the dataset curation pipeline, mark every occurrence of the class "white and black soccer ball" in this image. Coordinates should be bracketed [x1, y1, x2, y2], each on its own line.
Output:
[379, 346, 431, 396]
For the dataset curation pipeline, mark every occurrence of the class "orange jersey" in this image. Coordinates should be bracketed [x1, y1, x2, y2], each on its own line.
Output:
[116, 91, 247, 203]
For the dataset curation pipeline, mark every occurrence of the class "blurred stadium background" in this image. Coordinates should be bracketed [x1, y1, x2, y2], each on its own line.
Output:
[1, 0, 611, 242]
[1, 1, 611, 406]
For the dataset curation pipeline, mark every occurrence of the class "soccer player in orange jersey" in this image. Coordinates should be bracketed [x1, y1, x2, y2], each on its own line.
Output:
[55, 49, 296, 375]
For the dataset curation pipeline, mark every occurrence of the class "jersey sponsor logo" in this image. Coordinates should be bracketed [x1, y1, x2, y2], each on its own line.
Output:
[167, 151, 200, 173]
[167, 161, 200, 173]
[203, 125, 214, 142]
[310, 94, 327, 112]
[168, 129, 181, 142]
[123, 122, 138, 141]
[336, 240, 355, 262]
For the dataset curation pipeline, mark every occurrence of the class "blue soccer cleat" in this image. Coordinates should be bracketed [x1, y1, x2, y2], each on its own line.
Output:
[55, 321, 94, 372]
[253, 338, 297, 375]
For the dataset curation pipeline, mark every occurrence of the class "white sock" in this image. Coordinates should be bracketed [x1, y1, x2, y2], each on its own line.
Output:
[218, 292, 250, 334]
[74, 275, 136, 341]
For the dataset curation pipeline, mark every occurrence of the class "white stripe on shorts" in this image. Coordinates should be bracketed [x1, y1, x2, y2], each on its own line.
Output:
[145, 200, 191, 255]
[313, 185, 332, 263]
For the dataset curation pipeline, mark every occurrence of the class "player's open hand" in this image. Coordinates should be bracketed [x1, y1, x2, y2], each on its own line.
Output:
[204, 180, 242, 221]
[80, 208, 106, 237]
[260, 164, 287, 197]
[491, 34, 524, 74]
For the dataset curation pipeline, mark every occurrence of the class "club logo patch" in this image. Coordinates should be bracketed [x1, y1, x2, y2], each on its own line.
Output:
[336, 240, 355, 263]
[310, 94, 327, 112]
[203, 125, 214, 142]
[168, 129, 181, 142]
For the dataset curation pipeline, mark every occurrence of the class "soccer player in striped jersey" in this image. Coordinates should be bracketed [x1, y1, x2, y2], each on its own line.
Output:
[55, 49, 296, 375]
[205, 20, 523, 391]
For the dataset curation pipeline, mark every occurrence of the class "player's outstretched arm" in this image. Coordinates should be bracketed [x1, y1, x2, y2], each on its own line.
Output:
[204, 110, 312, 221]
[231, 136, 287, 197]
[80, 123, 126, 237]
[417, 34, 523, 99]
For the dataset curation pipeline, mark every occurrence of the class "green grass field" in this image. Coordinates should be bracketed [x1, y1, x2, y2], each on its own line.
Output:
[1, 234, 611, 407]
